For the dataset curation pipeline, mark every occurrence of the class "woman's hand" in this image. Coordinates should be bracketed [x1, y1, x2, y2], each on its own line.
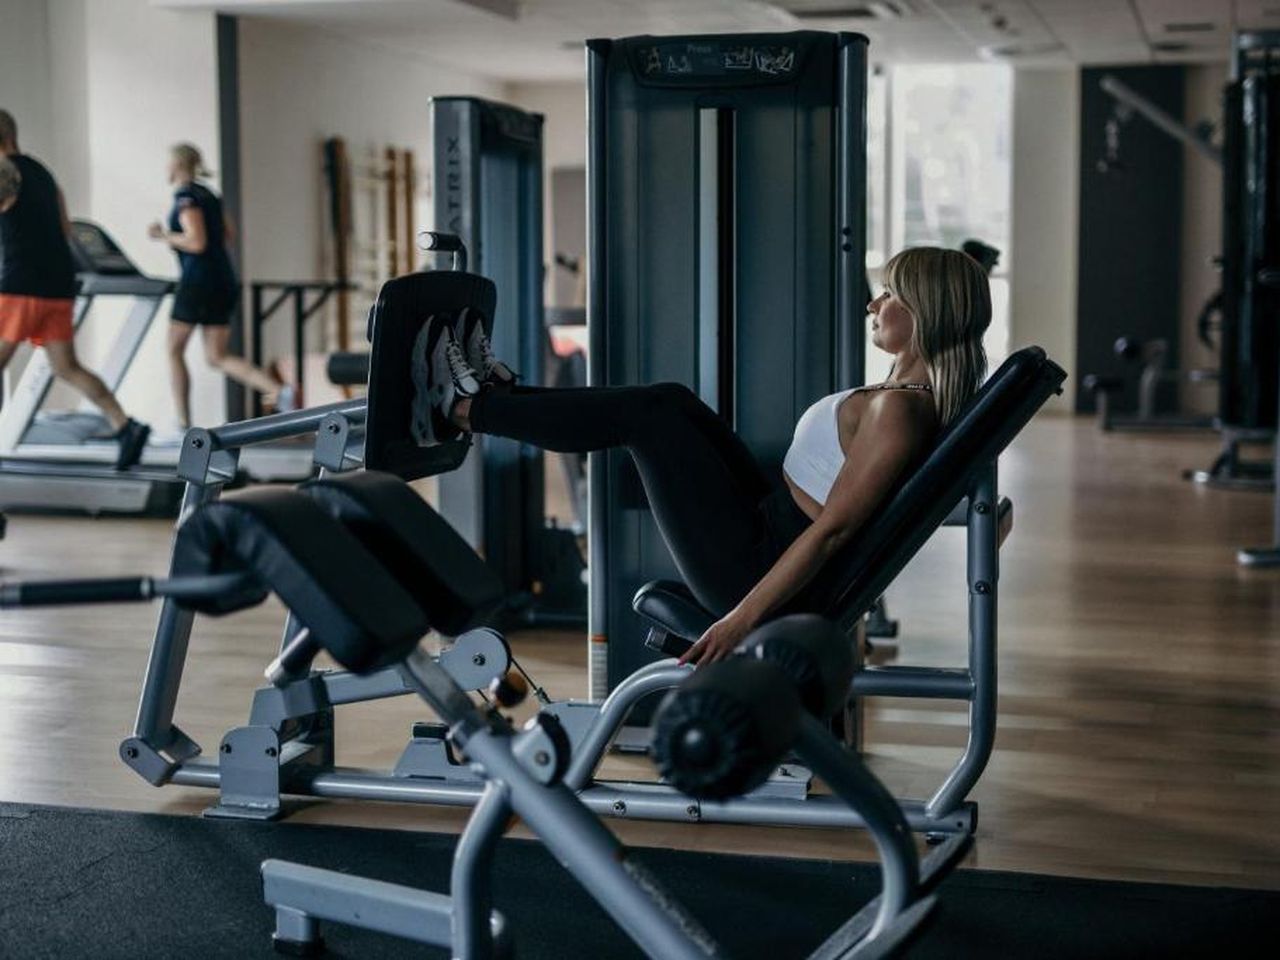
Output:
[679, 612, 753, 668]
[147, 221, 166, 241]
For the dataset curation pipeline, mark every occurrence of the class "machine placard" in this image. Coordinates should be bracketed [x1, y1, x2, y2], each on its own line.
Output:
[626, 35, 810, 86]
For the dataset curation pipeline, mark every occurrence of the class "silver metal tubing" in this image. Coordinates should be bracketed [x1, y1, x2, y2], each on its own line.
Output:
[206, 398, 367, 450]
[168, 759, 221, 787]
[400, 651, 722, 960]
[851, 666, 974, 700]
[565, 660, 691, 788]
[794, 714, 916, 941]
[581, 784, 974, 835]
[167, 759, 975, 834]
[926, 465, 999, 819]
[452, 781, 511, 959]
[322, 666, 412, 706]
[262, 859, 459, 949]
[131, 482, 220, 749]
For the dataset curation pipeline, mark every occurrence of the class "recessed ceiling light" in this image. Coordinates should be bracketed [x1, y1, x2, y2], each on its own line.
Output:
[1164, 22, 1216, 33]
[980, 41, 1065, 59]
[784, 2, 909, 19]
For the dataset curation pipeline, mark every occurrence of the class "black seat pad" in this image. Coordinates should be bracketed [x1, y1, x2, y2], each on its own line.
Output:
[172, 487, 430, 673]
[302, 471, 504, 636]
[632, 347, 1066, 640]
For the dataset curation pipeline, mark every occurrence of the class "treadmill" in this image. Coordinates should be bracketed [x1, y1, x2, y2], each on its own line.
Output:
[0, 220, 185, 515]
[0, 221, 319, 515]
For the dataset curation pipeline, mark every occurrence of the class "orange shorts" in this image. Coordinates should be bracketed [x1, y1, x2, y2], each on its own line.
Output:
[0, 294, 75, 346]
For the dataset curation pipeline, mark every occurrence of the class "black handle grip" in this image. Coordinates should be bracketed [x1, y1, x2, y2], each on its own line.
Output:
[418, 232, 468, 273]
[327, 351, 370, 386]
[420, 231, 463, 252]
[644, 629, 694, 658]
[1, 577, 149, 607]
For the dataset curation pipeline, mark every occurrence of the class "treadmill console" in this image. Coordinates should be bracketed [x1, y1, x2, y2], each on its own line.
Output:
[69, 220, 138, 276]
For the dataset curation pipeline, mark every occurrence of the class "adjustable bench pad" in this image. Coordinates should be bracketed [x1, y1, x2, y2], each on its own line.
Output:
[172, 487, 430, 673]
[302, 471, 505, 636]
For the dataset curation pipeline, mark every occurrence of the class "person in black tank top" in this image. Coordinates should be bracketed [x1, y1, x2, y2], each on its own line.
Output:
[148, 142, 292, 430]
[0, 110, 150, 470]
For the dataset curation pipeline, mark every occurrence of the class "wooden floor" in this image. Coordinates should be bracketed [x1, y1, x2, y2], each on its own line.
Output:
[1, 415, 1278, 890]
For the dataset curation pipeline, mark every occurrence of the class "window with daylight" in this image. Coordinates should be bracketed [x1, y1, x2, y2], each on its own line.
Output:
[865, 63, 1012, 381]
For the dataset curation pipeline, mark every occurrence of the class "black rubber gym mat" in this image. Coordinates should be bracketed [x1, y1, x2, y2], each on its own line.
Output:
[0, 802, 1273, 959]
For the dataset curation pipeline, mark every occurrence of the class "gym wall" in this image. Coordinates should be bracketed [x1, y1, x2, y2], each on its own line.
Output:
[6, 0, 226, 426]
[507, 79, 587, 279]
[1009, 67, 1081, 415]
[0, 1, 56, 167]
[236, 16, 503, 369]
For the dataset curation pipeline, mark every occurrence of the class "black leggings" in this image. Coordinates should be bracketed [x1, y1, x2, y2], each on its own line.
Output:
[469, 382, 812, 615]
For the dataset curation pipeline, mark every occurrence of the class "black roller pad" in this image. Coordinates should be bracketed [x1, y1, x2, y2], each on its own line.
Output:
[172, 487, 430, 673]
[740, 613, 853, 720]
[302, 471, 504, 637]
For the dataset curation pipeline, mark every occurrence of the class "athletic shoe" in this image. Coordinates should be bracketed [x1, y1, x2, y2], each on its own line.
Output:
[275, 383, 299, 413]
[456, 307, 518, 388]
[114, 418, 151, 471]
[410, 315, 480, 446]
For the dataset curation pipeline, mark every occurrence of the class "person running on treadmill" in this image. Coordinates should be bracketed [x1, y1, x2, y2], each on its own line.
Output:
[415, 247, 991, 667]
[148, 143, 294, 430]
[0, 110, 151, 470]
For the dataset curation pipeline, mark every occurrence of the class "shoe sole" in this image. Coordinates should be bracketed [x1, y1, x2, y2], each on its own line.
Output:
[410, 318, 440, 446]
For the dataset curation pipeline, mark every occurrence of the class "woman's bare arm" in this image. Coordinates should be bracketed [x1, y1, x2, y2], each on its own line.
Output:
[152, 206, 208, 254]
[680, 393, 933, 665]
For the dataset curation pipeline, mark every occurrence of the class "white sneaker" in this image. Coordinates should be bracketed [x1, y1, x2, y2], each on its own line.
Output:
[410, 315, 481, 446]
[275, 383, 299, 413]
[456, 307, 518, 388]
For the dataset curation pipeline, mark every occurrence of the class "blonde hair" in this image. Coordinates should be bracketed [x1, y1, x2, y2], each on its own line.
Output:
[883, 247, 991, 426]
[0, 155, 20, 207]
[171, 142, 212, 179]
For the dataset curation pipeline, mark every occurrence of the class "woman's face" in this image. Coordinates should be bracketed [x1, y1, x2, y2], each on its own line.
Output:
[167, 154, 183, 185]
[868, 287, 915, 354]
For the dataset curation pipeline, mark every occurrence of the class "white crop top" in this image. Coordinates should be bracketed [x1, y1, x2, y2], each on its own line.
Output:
[782, 382, 933, 505]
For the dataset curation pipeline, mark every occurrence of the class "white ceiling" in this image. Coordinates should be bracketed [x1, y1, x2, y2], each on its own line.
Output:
[156, 0, 1279, 82]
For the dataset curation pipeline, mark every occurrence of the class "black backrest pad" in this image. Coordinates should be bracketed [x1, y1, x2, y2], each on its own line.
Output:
[302, 471, 505, 636]
[365, 269, 496, 481]
[795, 346, 1066, 630]
[172, 487, 430, 672]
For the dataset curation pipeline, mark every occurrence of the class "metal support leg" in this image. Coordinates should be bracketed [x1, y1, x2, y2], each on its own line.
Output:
[926, 464, 998, 820]
[452, 782, 511, 959]
[563, 660, 691, 789]
[401, 650, 721, 960]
